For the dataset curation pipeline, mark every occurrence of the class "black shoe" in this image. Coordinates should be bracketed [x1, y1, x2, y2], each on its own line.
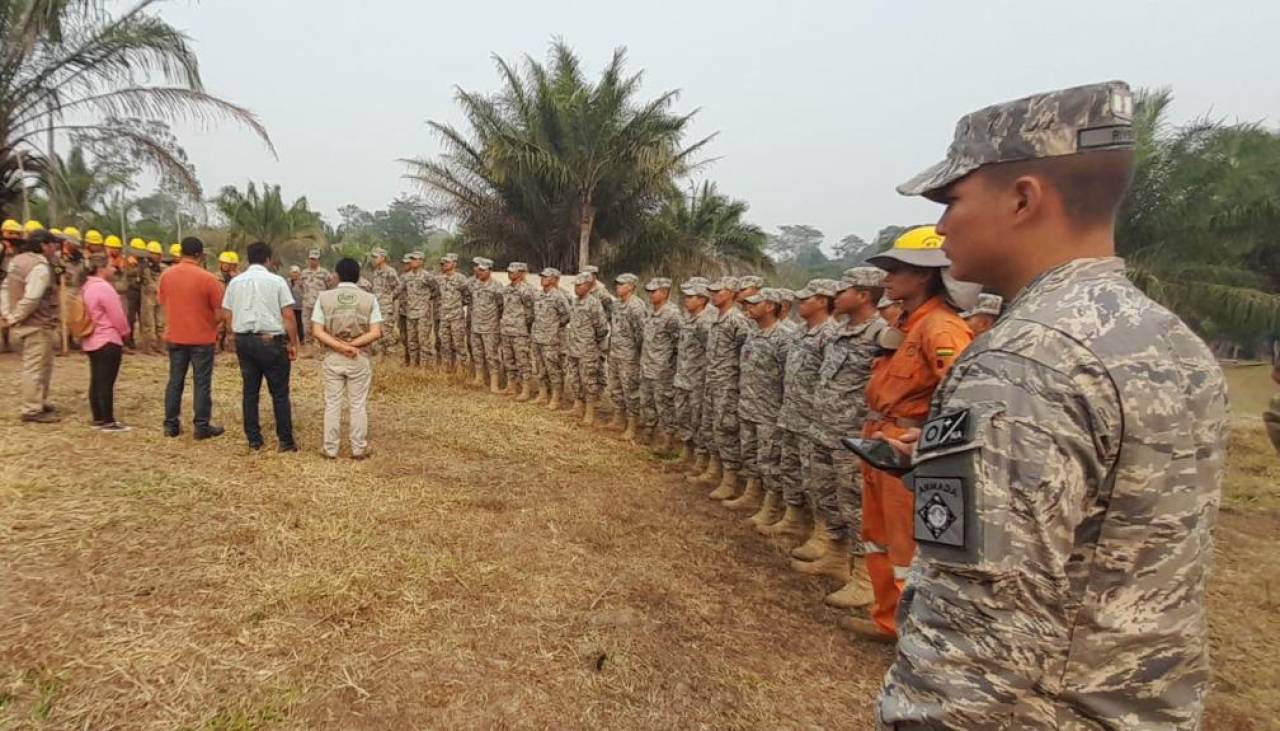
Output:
[91, 419, 110, 428]
[22, 411, 61, 424]
[99, 422, 133, 433]
[248, 441, 264, 451]
[164, 426, 181, 437]
[194, 425, 225, 440]
[278, 443, 299, 453]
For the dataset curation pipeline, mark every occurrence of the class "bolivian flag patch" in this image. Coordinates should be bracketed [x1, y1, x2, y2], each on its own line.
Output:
[935, 347, 956, 357]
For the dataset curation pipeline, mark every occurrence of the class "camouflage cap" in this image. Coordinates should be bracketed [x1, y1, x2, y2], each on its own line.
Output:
[835, 266, 887, 291]
[440, 252, 459, 263]
[573, 272, 593, 285]
[408, 251, 424, 261]
[615, 272, 639, 285]
[778, 288, 796, 302]
[371, 247, 388, 258]
[877, 295, 901, 309]
[289, 265, 301, 273]
[737, 275, 765, 290]
[961, 292, 1004, 318]
[307, 248, 321, 259]
[899, 80, 1135, 201]
[680, 280, 709, 297]
[644, 277, 672, 291]
[793, 278, 839, 299]
[401, 254, 412, 263]
[582, 265, 600, 276]
[540, 266, 561, 278]
[507, 261, 528, 273]
[706, 276, 740, 292]
[472, 256, 493, 269]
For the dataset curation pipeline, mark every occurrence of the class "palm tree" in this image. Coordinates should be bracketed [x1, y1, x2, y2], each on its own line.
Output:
[212, 182, 322, 258]
[616, 181, 770, 279]
[0, 0, 273, 220]
[404, 40, 712, 272]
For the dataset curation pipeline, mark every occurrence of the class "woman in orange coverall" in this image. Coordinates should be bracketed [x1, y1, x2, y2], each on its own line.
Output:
[844, 225, 975, 642]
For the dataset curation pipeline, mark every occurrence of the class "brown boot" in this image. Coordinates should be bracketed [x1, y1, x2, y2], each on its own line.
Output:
[581, 399, 597, 427]
[667, 441, 695, 472]
[708, 468, 740, 500]
[791, 515, 830, 561]
[684, 451, 708, 477]
[654, 430, 676, 454]
[825, 558, 875, 609]
[749, 490, 785, 529]
[490, 373, 502, 394]
[570, 399, 585, 418]
[839, 615, 896, 644]
[518, 382, 535, 403]
[689, 454, 721, 486]
[505, 379, 519, 396]
[621, 415, 637, 441]
[761, 503, 811, 540]
[723, 477, 764, 512]
[547, 386, 562, 410]
[791, 535, 852, 582]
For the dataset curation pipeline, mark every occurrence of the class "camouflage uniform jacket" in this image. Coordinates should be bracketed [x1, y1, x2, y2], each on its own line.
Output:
[880, 258, 1229, 730]
[590, 284, 615, 322]
[370, 265, 401, 319]
[777, 318, 839, 434]
[468, 278, 504, 334]
[640, 300, 681, 379]
[737, 321, 791, 424]
[609, 295, 647, 361]
[299, 266, 331, 306]
[565, 294, 608, 359]
[811, 315, 886, 447]
[436, 271, 471, 321]
[532, 288, 571, 345]
[500, 280, 537, 337]
[705, 305, 751, 391]
[673, 306, 714, 391]
[140, 260, 165, 297]
[399, 270, 438, 319]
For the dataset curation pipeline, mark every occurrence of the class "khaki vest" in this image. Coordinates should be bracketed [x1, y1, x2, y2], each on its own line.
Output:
[317, 285, 375, 352]
[5, 252, 58, 329]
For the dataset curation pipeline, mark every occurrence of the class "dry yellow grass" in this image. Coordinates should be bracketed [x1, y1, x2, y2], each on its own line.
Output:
[0, 351, 1276, 729]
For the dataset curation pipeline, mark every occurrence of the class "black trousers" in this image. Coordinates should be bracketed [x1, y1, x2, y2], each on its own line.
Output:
[164, 344, 215, 431]
[87, 343, 123, 423]
[235, 334, 295, 448]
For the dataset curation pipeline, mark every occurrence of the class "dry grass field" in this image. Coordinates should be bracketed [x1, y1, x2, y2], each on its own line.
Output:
[0, 351, 1277, 729]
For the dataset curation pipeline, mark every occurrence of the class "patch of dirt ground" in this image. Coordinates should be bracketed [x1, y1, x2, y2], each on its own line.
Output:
[0, 352, 1276, 729]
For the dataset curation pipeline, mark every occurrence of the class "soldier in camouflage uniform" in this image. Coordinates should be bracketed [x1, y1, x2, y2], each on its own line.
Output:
[673, 278, 713, 475]
[467, 257, 504, 392]
[399, 252, 438, 367]
[582, 265, 614, 399]
[604, 273, 646, 435]
[565, 272, 609, 426]
[532, 268, 571, 408]
[734, 274, 764, 315]
[874, 81, 1229, 730]
[959, 291, 1003, 337]
[695, 277, 752, 500]
[759, 279, 841, 555]
[730, 288, 790, 519]
[299, 249, 331, 351]
[500, 262, 538, 400]
[806, 267, 887, 609]
[368, 248, 401, 357]
[435, 253, 471, 376]
[637, 277, 681, 451]
[138, 242, 167, 354]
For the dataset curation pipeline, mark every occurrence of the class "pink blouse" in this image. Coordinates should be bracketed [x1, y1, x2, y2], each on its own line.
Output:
[81, 276, 130, 351]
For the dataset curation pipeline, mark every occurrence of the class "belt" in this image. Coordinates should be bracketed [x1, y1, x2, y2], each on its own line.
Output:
[235, 332, 288, 343]
[864, 410, 923, 429]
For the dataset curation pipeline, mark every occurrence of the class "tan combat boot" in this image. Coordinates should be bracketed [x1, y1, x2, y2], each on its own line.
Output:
[761, 503, 812, 540]
[708, 468, 740, 500]
[791, 535, 852, 581]
[825, 558, 875, 609]
[620, 415, 637, 440]
[490, 372, 503, 394]
[839, 615, 896, 644]
[569, 399, 585, 418]
[547, 386, 562, 411]
[471, 367, 485, 388]
[791, 515, 830, 561]
[673, 440, 694, 467]
[749, 490, 785, 530]
[517, 382, 535, 403]
[606, 410, 627, 432]
[581, 399, 597, 427]
[684, 451, 708, 477]
[723, 477, 764, 512]
[504, 378, 519, 396]
[690, 454, 721, 486]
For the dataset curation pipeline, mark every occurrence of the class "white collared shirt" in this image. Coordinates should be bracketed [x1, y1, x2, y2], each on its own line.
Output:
[222, 264, 295, 334]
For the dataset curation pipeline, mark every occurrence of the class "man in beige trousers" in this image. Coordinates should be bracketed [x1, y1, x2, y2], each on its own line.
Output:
[310, 257, 383, 459]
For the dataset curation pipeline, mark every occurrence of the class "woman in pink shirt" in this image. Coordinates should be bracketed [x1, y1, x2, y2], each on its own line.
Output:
[81, 254, 132, 432]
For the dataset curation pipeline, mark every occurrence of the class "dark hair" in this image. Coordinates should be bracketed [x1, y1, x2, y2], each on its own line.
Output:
[246, 241, 271, 265]
[335, 257, 359, 283]
[180, 236, 204, 257]
[859, 285, 886, 304]
[18, 232, 47, 253]
[982, 149, 1135, 229]
[88, 253, 110, 274]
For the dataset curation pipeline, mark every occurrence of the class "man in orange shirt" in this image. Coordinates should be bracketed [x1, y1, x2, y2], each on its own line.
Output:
[844, 225, 976, 642]
[157, 237, 226, 439]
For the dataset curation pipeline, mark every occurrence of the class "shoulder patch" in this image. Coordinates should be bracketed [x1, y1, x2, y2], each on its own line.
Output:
[917, 409, 972, 452]
[914, 476, 965, 547]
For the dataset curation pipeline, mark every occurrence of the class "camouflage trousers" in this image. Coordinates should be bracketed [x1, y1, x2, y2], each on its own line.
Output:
[470, 331, 501, 379]
[673, 386, 706, 455]
[565, 354, 602, 402]
[302, 299, 319, 345]
[501, 334, 533, 384]
[708, 383, 742, 470]
[637, 373, 675, 431]
[607, 356, 642, 418]
[739, 418, 778, 485]
[805, 442, 852, 542]
[438, 316, 469, 369]
[404, 316, 436, 366]
[774, 428, 810, 507]
[832, 448, 864, 553]
[532, 341, 563, 394]
[1266, 393, 1280, 454]
[138, 293, 165, 352]
[377, 302, 399, 348]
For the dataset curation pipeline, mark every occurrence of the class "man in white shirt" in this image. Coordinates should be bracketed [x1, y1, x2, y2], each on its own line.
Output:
[311, 257, 384, 459]
[221, 241, 299, 451]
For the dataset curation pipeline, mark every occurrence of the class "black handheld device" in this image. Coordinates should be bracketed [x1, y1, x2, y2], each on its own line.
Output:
[840, 436, 912, 475]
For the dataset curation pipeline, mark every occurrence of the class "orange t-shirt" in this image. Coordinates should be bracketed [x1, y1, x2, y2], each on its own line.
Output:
[864, 295, 972, 437]
[157, 261, 225, 345]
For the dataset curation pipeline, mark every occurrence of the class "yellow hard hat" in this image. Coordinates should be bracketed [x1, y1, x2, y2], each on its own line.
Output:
[50, 227, 62, 235]
[147, 241, 163, 255]
[2, 219, 23, 237]
[868, 225, 950, 269]
[104, 234, 123, 249]
[218, 250, 239, 265]
[61, 226, 82, 243]
[128, 237, 147, 254]
[24, 220, 44, 234]
[169, 243, 183, 258]
[84, 229, 105, 245]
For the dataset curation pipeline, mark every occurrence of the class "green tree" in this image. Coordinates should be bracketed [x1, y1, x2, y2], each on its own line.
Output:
[618, 181, 770, 279]
[0, 0, 273, 220]
[212, 182, 322, 260]
[332, 195, 439, 261]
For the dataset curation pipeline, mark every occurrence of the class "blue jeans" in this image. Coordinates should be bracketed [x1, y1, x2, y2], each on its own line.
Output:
[164, 344, 215, 432]
[235, 334, 295, 448]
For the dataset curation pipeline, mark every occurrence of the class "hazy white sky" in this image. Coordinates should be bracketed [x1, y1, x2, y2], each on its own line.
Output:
[159, 0, 1280, 248]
